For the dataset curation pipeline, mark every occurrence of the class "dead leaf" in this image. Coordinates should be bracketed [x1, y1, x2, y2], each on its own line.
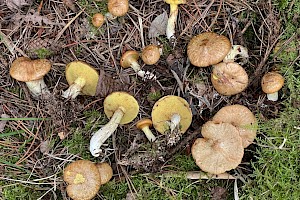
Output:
[63, 0, 77, 12]
[148, 11, 168, 38]
[5, 0, 32, 10]
[13, 11, 62, 26]
[0, 114, 9, 133]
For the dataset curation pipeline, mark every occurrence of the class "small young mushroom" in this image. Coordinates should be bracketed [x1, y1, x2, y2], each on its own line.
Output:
[151, 95, 192, 135]
[63, 160, 101, 200]
[62, 61, 99, 99]
[261, 72, 284, 101]
[107, 0, 129, 17]
[120, 50, 156, 80]
[96, 162, 113, 185]
[212, 104, 257, 148]
[191, 121, 244, 175]
[90, 91, 139, 157]
[10, 57, 51, 98]
[92, 13, 105, 28]
[141, 45, 161, 65]
[211, 62, 248, 95]
[223, 45, 249, 64]
[136, 118, 156, 142]
[187, 32, 231, 67]
[164, 0, 186, 40]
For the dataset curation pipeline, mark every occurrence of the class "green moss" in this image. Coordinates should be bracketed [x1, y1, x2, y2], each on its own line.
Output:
[1, 183, 42, 200]
[34, 48, 53, 59]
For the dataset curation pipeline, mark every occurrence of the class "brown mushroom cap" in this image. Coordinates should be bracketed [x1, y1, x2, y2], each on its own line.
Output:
[141, 45, 161, 65]
[120, 50, 139, 68]
[211, 62, 248, 95]
[151, 95, 192, 134]
[108, 0, 129, 17]
[65, 61, 99, 96]
[136, 118, 153, 130]
[92, 13, 105, 28]
[187, 32, 231, 67]
[104, 91, 139, 124]
[96, 162, 113, 185]
[212, 104, 257, 148]
[191, 121, 244, 175]
[63, 160, 101, 200]
[10, 57, 51, 82]
[261, 72, 284, 94]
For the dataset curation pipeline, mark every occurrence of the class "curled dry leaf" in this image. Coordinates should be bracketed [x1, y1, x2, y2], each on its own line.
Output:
[0, 114, 10, 133]
[148, 11, 168, 38]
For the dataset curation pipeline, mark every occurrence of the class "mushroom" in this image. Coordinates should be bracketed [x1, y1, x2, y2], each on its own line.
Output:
[191, 121, 244, 175]
[141, 45, 161, 65]
[151, 95, 192, 135]
[136, 118, 156, 142]
[62, 61, 99, 99]
[120, 50, 156, 80]
[212, 104, 257, 148]
[261, 72, 284, 101]
[211, 62, 248, 95]
[90, 91, 139, 157]
[10, 57, 51, 97]
[96, 162, 113, 185]
[63, 160, 101, 200]
[223, 45, 249, 64]
[187, 32, 231, 67]
[107, 0, 129, 17]
[164, 0, 186, 40]
[92, 13, 105, 28]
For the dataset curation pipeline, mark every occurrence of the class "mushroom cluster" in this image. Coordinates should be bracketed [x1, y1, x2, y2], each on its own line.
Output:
[192, 104, 257, 175]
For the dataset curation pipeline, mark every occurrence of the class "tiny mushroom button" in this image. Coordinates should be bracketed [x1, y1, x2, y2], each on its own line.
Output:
[90, 91, 139, 157]
[62, 61, 99, 99]
[10, 57, 51, 98]
[141, 45, 161, 65]
[136, 118, 156, 142]
[261, 72, 284, 101]
[92, 13, 105, 28]
[107, 0, 129, 17]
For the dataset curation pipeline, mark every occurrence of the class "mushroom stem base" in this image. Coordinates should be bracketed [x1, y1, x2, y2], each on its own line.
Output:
[131, 62, 156, 80]
[142, 126, 156, 142]
[223, 45, 248, 64]
[90, 107, 125, 157]
[267, 92, 279, 101]
[26, 79, 50, 97]
[62, 77, 86, 99]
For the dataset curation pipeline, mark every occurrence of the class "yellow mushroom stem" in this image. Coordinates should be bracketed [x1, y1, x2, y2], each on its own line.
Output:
[141, 126, 156, 142]
[168, 113, 181, 133]
[26, 78, 50, 97]
[90, 107, 125, 157]
[166, 3, 179, 40]
[62, 77, 86, 99]
[267, 92, 279, 101]
[130, 61, 156, 80]
[223, 45, 249, 64]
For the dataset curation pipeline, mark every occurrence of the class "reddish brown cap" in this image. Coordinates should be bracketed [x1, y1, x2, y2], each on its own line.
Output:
[212, 104, 257, 148]
[63, 160, 101, 200]
[10, 57, 51, 82]
[96, 162, 113, 185]
[211, 62, 248, 95]
[261, 72, 284, 94]
[120, 51, 139, 68]
[187, 32, 231, 67]
[108, 0, 129, 17]
[141, 45, 160, 65]
[191, 121, 244, 175]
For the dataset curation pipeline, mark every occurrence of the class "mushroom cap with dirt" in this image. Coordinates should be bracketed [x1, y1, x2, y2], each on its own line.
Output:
[90, 91, 139, 157]
[141, 45, 161, 65]
[211, 62, 248, 95]
[191, 121, 244, 175]
[10, 57, 51, 97]
[63, 160, 101, 200]
[96, 162, 113, 185]
[151, 95, 192, 135]
[212, 104, 257, 148]
[261, 72, 284, 101]
[187, 32, 231, 67]
[62, 61, 99, 99]
[92, 13, 105, 28]
[107, 0, 129, 17]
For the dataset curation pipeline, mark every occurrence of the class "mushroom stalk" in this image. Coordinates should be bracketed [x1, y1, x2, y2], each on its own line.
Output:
[166, 4, 179, 40]
[141, 126, 156, 142]
[169, 113, 181, 133]
[131, 62, 156, 80]
[62, 77, 86, 99]
[267, 92, 278, 101]
[26, 79, 50, 97]
[90, 107, 125, 157]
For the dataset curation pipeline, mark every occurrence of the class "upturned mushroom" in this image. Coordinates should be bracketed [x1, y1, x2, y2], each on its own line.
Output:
[223, 45, 249, 65]
[90, 92, 139, 157]
[96, 162, 113, 185]
[164, 0, 186, 40]
[63, 160, 101, 200]
[107, 0, 129, 17]
[151, 95, 192, 135]
[187, 32, 231, 67]
[136, 118, 156, 142]
[211, 62, 248, 95]
[191, 121, 244, 175]
[212, 104, 257, 148]
[141, 45, 161, 65]
[92, 13, 105, 28]
[120, 50, 156, 80]
[261, 72, 284, 101]
[62, 61, 99, 99]
[10, 57, 51, 97]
